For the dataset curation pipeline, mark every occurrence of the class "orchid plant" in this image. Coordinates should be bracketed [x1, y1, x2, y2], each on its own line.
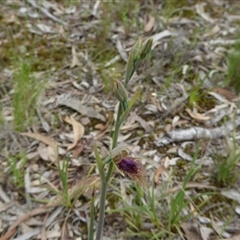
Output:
[90, 38, 153, 240]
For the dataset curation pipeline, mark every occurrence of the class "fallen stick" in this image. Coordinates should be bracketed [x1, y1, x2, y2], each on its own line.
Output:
[156, 116, 240, 146]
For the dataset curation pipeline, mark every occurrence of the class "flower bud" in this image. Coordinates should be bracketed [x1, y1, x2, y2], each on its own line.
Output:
[131, 38, 143, 63]
[140, 38, 153, 59]
[113, 79, 128, 102]
[125, 38, 152, 85]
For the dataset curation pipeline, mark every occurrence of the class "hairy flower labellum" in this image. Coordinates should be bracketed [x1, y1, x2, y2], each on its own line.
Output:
[113, 150, 146, 186]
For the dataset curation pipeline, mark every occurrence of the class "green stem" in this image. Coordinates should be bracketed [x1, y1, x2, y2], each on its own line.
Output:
[95, 102, 123, 239]
[93, 37, 151, 239]
[88, 190, 95, 240]
[95, 179, 107, 240]
[95, 67, 138, 239]
[106, 122, 120, 182]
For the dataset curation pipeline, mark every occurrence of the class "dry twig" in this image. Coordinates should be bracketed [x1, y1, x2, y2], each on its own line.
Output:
[156, 116, 240, 146]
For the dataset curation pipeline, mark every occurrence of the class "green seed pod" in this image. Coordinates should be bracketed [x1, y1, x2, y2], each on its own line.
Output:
[113, 79, 128, 102]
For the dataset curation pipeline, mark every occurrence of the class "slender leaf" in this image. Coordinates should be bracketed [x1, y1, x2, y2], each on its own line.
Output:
[94, 144, 106, 182]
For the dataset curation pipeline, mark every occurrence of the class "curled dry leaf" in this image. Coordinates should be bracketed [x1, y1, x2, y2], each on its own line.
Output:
[65, 116, 85, 150]
[94, 123, 105, 130]
[144, 15, 155, 32]
[186, 108, 210, 121]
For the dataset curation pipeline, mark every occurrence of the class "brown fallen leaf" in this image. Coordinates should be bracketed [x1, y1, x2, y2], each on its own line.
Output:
[94, 123, 105, 130]
[65, 116, 85, 150]
[144, 15, 155, 32]
[186, 108, 210, 122]
[21, 132, 58, 150]
[8, 207, 49, 231]
[154, 166, 167, 185]
[212, 87, 235, 101]
[72, 143, 85, 158]
[21, 132, 58, 160]
[0, 228, 17, 240]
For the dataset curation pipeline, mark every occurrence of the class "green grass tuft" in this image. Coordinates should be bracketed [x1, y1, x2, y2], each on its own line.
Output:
[7, 150, 28, 189]
[214, 142, 240, 187]
[12, 59, 46, 131]
[226, 38, 240, 93]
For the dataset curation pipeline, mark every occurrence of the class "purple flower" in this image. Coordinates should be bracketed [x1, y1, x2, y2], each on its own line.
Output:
[113, 151, 146, 186]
